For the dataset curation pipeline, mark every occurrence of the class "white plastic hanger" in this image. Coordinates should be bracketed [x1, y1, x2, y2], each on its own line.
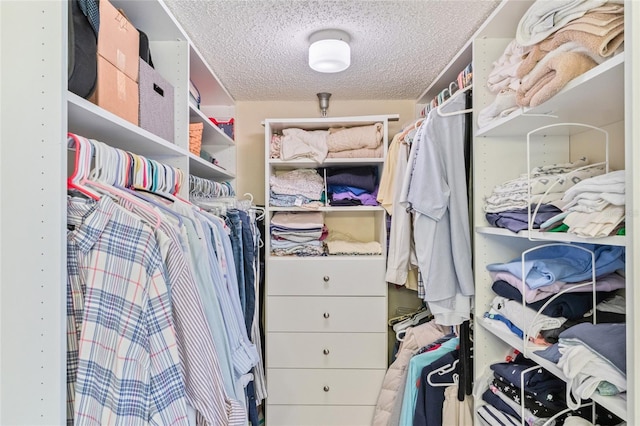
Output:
[82, 138, 162, 230]
[427, 359, 459, 387]
[437, 84, 473, 117]
[67, 133, 101, 200]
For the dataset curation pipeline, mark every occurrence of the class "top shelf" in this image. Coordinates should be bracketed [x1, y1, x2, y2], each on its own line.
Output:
[264, 115, 399, 132]
[67, 92, 182, 158]
[110, 0, 185, 41]
[189, 44, 235, 107]
[416, 0, 536, 105]
[269, 158, 384, 168]
[477, 52, 625, 138]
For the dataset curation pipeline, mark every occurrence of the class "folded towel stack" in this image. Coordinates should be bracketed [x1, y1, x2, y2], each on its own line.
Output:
[516, 1, 624, 107]
[326, 123, 384, 159]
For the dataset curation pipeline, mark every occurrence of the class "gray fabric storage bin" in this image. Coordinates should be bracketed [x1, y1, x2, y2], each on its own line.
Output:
[139, 58, 174, 142]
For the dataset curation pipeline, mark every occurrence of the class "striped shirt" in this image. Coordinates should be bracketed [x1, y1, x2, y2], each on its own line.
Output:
[197, 213, 260, 377]
[67, 196, 188, 425]
[120, 199, 246, 425]
[477, 404, 520, 426]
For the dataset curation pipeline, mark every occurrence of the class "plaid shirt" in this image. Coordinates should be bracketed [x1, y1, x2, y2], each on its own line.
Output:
[67, 196, 188, 425]
[417, 270, 425, 299]
[120, 199, 246, 425]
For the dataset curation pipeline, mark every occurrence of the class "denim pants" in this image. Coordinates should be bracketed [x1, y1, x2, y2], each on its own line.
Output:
[226, 210, 246, 315]
[239, 210, 257, 335]
[228, 210, 260, 425]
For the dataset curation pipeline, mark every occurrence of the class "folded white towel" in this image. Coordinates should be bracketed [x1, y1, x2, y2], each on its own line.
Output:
[516, 0, 612, 46]
[477, 89, 518, 129]
[487, 39, 529, 93]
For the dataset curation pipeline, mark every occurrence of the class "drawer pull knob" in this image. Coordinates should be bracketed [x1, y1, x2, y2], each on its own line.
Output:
[323, 312, 330, 319]
[323, 386, 330, 392]
[323, 276, 330, 282]
[323, 349, 330, 355]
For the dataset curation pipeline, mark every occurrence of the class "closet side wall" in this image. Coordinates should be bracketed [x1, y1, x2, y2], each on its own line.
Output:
[0, 1, 67, 424]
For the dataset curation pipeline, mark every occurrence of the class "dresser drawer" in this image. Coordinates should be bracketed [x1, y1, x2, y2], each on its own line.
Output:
[267, 332, 387, 369]
[267, 368, 385, 405]
[267, 257, 386, 296]
[266, 405, 375, 426]
[267, 296, 386, 332]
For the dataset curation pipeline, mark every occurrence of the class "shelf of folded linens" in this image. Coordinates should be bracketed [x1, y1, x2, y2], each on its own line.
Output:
[476, 52, 625, 138]
[475, 226, 627, 247]
[268, 158, 385, 168]
[476, 314, 627, 420]
[269, 206, 385, 212]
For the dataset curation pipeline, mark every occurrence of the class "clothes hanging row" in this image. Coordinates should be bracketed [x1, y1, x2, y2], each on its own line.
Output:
[66, 133, 265, 426]
[379, 89, 474, 326]
[422, 62, 473, 117]
[373, 318, 474, 426]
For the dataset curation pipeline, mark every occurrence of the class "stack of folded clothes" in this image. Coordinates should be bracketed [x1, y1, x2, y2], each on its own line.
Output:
[269, 168, 324, 207]
[479, 354, 568, 426]
[477, 39, 530, 128]
[546, 170, 626, 238]
[326, 123, 383, 159]
[323, 165, 379, 207]
[273, 122, 384, 162]
[270, 211, 326, 256]
[484, 158, 605, 232]
[478, 0, 624, 129]
[515, 0, 624, 108]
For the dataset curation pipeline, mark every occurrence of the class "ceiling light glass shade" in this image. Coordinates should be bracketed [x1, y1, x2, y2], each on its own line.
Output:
[308, 30, 351, 73]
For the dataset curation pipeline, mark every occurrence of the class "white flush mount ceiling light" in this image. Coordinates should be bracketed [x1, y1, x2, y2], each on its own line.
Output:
[308, 29, 351, 73]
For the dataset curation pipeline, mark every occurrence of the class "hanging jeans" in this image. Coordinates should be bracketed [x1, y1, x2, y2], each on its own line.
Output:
[227, 210, 260, 426]
[226, 210, 246, 315]
[239, 210, 257, 334]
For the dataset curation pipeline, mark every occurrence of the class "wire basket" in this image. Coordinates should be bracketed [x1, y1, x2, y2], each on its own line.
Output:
[189, 122, 203, 155]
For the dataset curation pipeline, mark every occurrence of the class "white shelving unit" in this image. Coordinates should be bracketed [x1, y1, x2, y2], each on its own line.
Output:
[263, 115, 396, 425]
[419, 0, 639, 423]
[0, 1, 236, 424]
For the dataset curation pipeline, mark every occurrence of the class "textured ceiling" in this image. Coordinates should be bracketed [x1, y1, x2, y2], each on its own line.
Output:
[163, 0, 500, 101]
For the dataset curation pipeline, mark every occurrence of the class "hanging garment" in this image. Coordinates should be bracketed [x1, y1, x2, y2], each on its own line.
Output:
[412, 350, 459, 426]
[67, 196, 189, 425]
[442, 385, 473, 426]
[384, 134, 419, 289]
[400, 95, 474, 325]
[372, 321, 449, 426]
[120, 198, 247, 425]
[398, 337, 459, 425]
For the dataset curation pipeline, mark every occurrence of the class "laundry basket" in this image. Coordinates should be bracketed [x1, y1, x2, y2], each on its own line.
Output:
[189, 122, 203, 155]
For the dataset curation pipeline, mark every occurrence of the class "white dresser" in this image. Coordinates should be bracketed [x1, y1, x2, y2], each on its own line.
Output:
[264, 116, 395, 425]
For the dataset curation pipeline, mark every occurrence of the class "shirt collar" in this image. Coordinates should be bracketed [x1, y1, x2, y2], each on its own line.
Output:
[67, 196, 119, 253]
